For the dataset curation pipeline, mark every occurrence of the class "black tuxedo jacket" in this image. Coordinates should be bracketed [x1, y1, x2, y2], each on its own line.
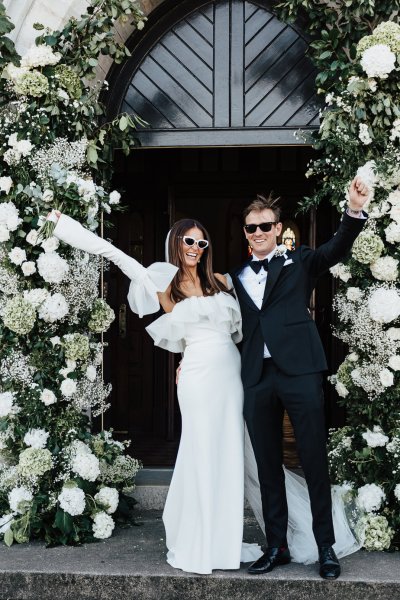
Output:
[231, 212, 366, 388]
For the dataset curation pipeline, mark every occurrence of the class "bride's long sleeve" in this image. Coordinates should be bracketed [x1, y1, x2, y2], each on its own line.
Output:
[53, 214, 178, 318]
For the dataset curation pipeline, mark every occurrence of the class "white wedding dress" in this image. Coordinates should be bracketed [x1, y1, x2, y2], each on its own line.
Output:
[53, 214, 360, 575]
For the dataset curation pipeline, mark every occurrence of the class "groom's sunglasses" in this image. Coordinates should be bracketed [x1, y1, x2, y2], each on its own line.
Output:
[244, 222, 277, 234]
[180, 235, 209, 249]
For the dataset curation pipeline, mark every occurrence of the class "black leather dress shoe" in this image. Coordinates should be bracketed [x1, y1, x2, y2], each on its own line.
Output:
[318, 546, 341, 579]
[248, 546, 291, 574]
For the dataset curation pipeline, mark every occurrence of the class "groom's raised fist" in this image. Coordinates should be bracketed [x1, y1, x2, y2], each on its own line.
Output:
[348, 176, 369, 211]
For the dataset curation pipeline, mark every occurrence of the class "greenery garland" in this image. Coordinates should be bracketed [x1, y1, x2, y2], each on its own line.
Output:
[274, 1, 400, 551]
[0, 1, 145, 546]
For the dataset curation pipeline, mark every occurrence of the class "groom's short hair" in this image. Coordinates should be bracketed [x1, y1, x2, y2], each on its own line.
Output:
[243, 193, 281, 223]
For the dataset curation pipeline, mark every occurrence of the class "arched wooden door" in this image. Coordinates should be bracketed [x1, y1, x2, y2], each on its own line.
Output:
[104, 1, 332, 467]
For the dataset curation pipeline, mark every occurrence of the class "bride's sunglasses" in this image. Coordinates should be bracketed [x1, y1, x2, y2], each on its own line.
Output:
[244, 222, 277, 234]
[180, 235, 209, 249]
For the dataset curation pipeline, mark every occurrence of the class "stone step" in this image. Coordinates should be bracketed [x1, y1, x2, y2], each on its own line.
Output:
[134, 468, 172, 510]
[0, 510, 398, 600]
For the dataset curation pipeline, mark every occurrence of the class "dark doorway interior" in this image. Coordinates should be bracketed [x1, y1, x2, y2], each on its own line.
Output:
[101, 147, 341, 467]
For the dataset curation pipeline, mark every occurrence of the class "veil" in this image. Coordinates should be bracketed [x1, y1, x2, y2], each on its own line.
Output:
[244, 426, 362, 564]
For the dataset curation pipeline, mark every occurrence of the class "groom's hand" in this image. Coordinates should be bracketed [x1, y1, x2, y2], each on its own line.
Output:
[348, 176, 369, 211]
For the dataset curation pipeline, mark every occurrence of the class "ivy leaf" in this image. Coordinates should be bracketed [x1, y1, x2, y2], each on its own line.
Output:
[54, 509, 73, 535]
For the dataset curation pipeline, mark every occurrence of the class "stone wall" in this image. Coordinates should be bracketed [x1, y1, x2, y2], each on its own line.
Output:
[3, 0, 167, 79]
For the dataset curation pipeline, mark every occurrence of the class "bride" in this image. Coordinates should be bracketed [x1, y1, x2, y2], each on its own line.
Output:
[50, 210, 360, 575]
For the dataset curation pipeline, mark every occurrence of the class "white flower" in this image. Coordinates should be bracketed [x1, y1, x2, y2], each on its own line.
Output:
[72, 452, 100, 481]
[0, 201, 21, 231]
[21, 45, 61, 68]
[42, 189, 54, 204]
[109, 190, 121, 205]
[357, 483, 386, 513]
[360, 44, 396, 79]
[386, 327, 400, 340]
[395, 484, 400, 502]
[23, 288, 48, 308]
[0, 391, 15, 417]
[60, 378, 77, 398]
[359, 123, 372, 145]
[38, 293, 69, 322]
[136, 20, 145, 30]
[0, 224, 10, 242]
[66, 359, 77, 371]
[0, 514, 13, 534]
[370, 256, 398, 281]
[58, 486, 86, 516]
[8, 247, 26, 265]
[26, 229, 39, 245]
[8, 486, 33, 514]
[379, 368, 394, 387]
[94, 487, 119, 514]
[335, 381, 349, 397]
[389, 355, 400, 371]
[368, 78, 377, 92]
[369, 201, 390, 219]
[21, 261, 36, 276]
[387, 190, 400, 207]
[385, 221, 400, 244]
[346, 287, 363, 302]
[362, 426, 389, 448]
[24, 428, 49, 449]
[92, 511, 115, 539]
[40, 388, 57, 406]
[41, 236, 59, 253]
[368, 288, 400, 323]
[329, 263, 352, 282]
[57, 88, 69, 102]
[0, 177, 13, 194]
[390, 204, 400, 224]
[37, 251, 69, 283]
[50, 336, 61, 346]
[86, 365, 97, 382]
[390, 118, 400, 142]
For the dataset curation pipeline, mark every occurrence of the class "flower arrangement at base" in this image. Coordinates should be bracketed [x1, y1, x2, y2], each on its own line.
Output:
[0, 0, 145, 546]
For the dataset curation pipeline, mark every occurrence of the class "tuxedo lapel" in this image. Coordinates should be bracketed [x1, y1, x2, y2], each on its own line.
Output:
[232, 265, 259, 312]
[262, 255, 285, 308]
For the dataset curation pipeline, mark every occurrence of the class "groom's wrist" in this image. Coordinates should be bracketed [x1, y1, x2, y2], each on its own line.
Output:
[347, 206, 362, 217]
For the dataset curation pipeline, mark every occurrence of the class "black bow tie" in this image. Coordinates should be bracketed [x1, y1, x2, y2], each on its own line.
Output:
[249, 258, 269, 274]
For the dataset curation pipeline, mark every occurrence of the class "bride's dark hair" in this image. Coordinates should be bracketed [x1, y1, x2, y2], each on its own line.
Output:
[168, 218, 230, 303]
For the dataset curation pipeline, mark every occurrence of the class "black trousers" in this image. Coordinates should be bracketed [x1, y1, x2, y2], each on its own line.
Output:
[243, 358, 335, 548]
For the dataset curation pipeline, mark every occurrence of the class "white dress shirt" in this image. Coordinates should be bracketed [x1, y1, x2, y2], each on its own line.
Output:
[238, 246, 277, 358]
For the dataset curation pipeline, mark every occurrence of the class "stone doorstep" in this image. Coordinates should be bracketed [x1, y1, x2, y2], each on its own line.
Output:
[0, 511, 399, 600]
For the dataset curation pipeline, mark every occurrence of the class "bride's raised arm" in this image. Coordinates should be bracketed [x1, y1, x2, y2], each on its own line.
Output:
[52, 213, 178, 318]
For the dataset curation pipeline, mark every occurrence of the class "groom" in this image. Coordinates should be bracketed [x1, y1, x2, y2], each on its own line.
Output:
[231, 177, 368, 579]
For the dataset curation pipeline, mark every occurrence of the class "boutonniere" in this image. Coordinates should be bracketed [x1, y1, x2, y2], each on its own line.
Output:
[274, 244, 288, 260]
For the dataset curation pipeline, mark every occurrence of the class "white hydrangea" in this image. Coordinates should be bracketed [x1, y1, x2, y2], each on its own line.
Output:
[387, 190, 400, 207]
[37, 252, 69, 284]
[21, 45, 62, 68]
[38, 292, 69, 323]
[379, 368, 394, 387]
[0, 391, 16, 418]
[362, 426, 389, 448]
[60, 378, 77, 398]
[71, 451, 100, 482]
[94, 487, 119, 514]
[8, 247, 26, 265]
[0, 177, 13, 194]
[58, 486, 86, 516]
[368, 288, 400, 323]
[23, 288, 49, 308]
[386, 327, 400, 340]
[348, 352, 359, 362]
[357, 483, 386, 513]
[346, 287, 363, 302]
[0, 201, 21, 232]
[8, 486, 33, 514]
[109, 190, 121, 205]
[359, 123, 372, 145]
[370, 256, 398, 281]
[329, 263, 352, 282]
[394, 484, 400, 502]
[41, 236, 59, 253]
[390, 118, 400, 142]
[389, 355, 400, 370]
[390, 204, 400, 224]
[40, 388, 57, 406]
[360, 44, 396, 79]
[92, 511, 115, 539]
[385, 221, 400, 244]
[24, 428, 49, 449]
[0, 224, 10, 242]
